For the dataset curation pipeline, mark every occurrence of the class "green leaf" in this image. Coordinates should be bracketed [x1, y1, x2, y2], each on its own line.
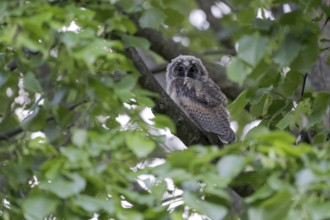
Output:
[250, 93, 270, 118]
[113, 74, 138, 101]
[60, 147, 89, 164]
[126, 132, 156, 158]
[281, 70, 303, 97]
[248, 190, 292, 220]
[217, 155, 245, 181]
[75, 195, 114, 214]
[22, 106, 47, 132]
[72, 129, 87, 147]
[152, 114, 176, 133]
[229, 90, 247, 116]
[238, 33, 269, 66]
[167, 149, 196, 168]
[22, 193, 59, 220]
[164, 8, 184, 26]
[183, 192, 228, 220]
[295, 169, 316, 191]
[121, 34, 150, 49]
[41, 173, 86, 199]
[245, 125, 269, 140]
[40, 157, 64, 180]
[255, 131, 295, 144]
[24, 72, 42, 93]
[253, 18, 274, 31]
[276, 112, 293, 130]
[139, 8, 167, 29]
[0, 114, 20, 133]
[273, 33, 301, 67]
[290, 35, 319, 72]
[261, 190, 292, 220]
[309, 202, 330, 220]
[309, 92, 330, 125]
[227, 57, 252, 85]
[237, 7, 256, 25]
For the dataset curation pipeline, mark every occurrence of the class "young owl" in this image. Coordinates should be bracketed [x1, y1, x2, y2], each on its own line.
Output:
[166, 55, 236, 144]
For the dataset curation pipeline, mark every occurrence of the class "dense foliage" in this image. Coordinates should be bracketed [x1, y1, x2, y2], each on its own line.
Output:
[0, 0, 329, 219]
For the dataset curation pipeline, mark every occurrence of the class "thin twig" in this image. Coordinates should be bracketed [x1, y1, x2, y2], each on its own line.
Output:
[301, 73, 308, 98]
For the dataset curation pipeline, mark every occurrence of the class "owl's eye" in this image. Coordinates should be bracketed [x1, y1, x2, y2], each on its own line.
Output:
[175, 65, 185, 76]
[187, 66, 199, 78]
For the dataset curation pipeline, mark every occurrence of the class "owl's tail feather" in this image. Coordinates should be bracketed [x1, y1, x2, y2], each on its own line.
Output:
[218, 128, 236, 144]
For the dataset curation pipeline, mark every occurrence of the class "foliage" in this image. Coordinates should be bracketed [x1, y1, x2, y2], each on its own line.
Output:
[0, 0, 329, 219]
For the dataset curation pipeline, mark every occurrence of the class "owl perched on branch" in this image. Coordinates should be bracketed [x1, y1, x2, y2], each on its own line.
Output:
[166, 55, 236, 144]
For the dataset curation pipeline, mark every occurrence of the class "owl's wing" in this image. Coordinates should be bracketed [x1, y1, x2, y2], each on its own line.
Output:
[179, 78, 236, 144]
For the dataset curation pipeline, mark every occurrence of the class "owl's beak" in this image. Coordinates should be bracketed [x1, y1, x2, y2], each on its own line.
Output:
[184, 70, 188, 78]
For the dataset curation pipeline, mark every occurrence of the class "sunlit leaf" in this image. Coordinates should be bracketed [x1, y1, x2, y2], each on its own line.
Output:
[238, 33, 269, 66]
[126, 132, 156, 158]
[72, 129, 87, 147]
[41, 173, 86, 198]
[217, 155, 245, 181]
[183, 193, 228, 220]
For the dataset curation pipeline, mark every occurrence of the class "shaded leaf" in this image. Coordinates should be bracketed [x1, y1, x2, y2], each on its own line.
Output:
[22, 106, 47, 132]
[126, 132, 156, 158]
[121, 34, 150, 49]
[139, 8, 167, 29]
[238, 33, 269, 66]
[227, 57, 252, 85]
[24, 72, 42, 93]
[273, 33, 301, 67]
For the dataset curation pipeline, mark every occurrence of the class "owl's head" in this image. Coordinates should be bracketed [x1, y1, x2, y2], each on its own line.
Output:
[166, 55, 208, 81]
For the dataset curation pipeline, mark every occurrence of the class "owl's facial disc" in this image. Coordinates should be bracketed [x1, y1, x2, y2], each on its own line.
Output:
[173, 64, 185, 77]
[172, 59, 201, 79]
[186, 64, 200, 79]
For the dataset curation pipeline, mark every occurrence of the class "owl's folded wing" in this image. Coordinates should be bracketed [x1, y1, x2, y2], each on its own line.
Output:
[178, 94, 236, 144]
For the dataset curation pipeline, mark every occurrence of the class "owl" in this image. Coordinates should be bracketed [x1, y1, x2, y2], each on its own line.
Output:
[166, 55, 236, 144]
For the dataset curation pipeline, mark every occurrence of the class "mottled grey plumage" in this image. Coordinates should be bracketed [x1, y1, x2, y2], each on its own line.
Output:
[166, 55, 236, 144]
